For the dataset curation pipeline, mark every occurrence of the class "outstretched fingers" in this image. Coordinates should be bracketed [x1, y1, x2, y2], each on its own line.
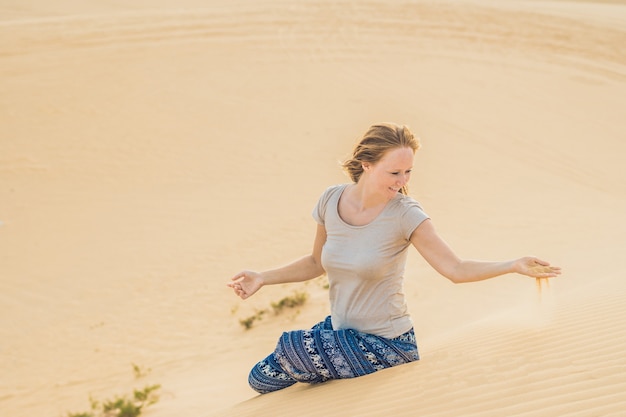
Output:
[526, 257, 562, 278]
[226, 270, 262, 300]
[226, 271, 246, 298]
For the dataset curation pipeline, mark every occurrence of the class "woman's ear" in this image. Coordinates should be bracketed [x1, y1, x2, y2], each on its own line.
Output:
[362, 162, 371, 171]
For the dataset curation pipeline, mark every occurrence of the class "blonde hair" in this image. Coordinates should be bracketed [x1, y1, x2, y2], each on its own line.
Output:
[342, 123, 420, 195]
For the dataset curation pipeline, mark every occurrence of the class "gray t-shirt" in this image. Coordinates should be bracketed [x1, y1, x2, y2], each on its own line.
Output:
[312, 184, 429, 339]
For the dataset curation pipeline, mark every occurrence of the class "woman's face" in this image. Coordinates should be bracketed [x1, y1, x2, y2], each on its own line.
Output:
[364, 146, 415, 199]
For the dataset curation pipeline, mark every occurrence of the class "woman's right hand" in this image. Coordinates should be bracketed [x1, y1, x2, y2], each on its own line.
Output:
[227, 270, 264, 300]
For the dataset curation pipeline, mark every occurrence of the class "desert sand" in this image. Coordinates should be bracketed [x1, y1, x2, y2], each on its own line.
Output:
[1, 0, 625, 416]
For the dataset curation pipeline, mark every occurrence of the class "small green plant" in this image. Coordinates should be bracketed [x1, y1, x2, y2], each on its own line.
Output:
[65, 367, 160, 417]
[238, 290, 309, 330]
[239, 309, 268, 330]
[102, 397, 141, 417]
[133, 385, 161, 405]
[271, 291, 308, 314]
[131, 363, 151, 379]
[67, 385, 160, 417]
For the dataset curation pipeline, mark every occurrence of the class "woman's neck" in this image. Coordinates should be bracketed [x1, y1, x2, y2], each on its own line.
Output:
[349, 182, 388, 211]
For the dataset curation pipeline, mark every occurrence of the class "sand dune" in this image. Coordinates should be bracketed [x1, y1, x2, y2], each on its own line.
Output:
[214, 278, 626, 417]
[1, 1, 625, 416]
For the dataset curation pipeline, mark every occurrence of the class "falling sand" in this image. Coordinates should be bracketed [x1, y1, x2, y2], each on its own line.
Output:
[529, 264, 555, 300]
[536, 277, 551, 300]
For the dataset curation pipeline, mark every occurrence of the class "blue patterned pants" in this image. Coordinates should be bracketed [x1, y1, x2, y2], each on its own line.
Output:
[248, 316, 419, 394]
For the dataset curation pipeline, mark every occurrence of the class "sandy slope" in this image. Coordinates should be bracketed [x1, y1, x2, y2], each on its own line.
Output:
[215, 277, 626, 417]
[1, 1, 625, 416]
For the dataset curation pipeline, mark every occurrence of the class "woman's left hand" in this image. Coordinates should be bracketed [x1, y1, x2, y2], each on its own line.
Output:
[514, 257, 562, 278]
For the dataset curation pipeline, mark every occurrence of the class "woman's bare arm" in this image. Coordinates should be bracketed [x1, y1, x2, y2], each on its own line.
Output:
[228, 224, 327, 299]
[410, 219, 561, 284]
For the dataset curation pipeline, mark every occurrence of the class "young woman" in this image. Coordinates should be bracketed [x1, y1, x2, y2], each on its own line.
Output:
[228, 123, 561, 394]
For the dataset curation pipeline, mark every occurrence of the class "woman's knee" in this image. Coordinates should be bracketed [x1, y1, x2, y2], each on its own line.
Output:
[275, 331, 331, 384]
[248, 354, 296, 394]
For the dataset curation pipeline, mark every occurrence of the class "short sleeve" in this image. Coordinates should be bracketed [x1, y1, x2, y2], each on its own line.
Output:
[399, 197, 430, 240]
[312, 185, 342, 225]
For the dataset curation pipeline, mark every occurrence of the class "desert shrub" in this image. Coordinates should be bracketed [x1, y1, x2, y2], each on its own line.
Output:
[239, 309, 268, 330]
[65, 366, 160, 417]
[271, 291, 308, 314]
[238, 290, 309, 330]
